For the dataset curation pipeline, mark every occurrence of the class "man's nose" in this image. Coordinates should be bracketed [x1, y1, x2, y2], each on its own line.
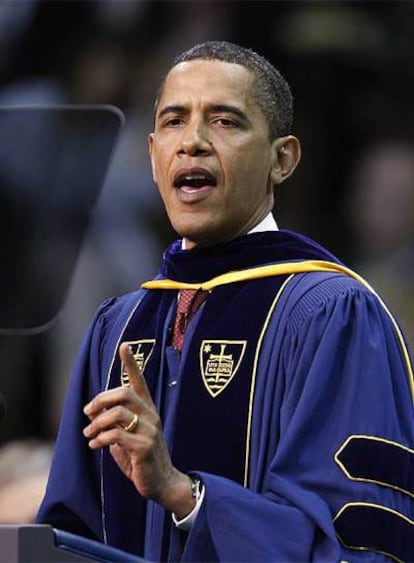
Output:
[179, 120, 211, 156]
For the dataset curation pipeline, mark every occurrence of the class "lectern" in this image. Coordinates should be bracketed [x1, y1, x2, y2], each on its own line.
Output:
[0, 525, 145, 562]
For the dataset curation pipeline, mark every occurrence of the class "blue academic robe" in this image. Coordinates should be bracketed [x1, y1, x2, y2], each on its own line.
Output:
[37, 231, 414, 562]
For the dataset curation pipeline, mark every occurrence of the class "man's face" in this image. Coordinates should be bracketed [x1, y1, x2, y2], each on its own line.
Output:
[149, 59, 277, 248]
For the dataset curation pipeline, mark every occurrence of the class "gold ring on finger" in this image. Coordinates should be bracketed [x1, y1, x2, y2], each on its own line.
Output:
[123, 413, 139, 433]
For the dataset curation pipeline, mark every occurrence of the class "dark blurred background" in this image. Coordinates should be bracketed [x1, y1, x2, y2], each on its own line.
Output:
[0, 0, 413, 523]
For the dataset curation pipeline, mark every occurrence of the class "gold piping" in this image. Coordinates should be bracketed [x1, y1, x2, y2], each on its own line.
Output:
[334, 434, 414, 498]
[334, 501, 414, 563]
[243, 274, 295, 487]
[142, 260, 414, 405]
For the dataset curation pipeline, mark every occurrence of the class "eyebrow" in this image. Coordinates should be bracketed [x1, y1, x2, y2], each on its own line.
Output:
[157, 103, 250, 123]
[157, 105, 186, 119]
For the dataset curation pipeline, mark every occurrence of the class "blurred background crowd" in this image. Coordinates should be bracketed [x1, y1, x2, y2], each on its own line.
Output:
[0, 0, 413, 524]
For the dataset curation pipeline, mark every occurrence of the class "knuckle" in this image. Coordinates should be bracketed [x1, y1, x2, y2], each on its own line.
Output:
[125, 387, 137, 402]
[111, 428, 123, 442]
[147, 421, 160, 441]
[146, 426, 156, 441]
[95, 391, 106, 404]
[113, 405, 125, 419]
[88, 398, 97, 411]
[89, 419, 101, 433]
[153, 415, 162, 431]
[118, 387, 133, 403]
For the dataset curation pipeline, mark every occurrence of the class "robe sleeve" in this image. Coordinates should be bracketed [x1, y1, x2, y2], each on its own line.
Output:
[176, 274, 414, 562]
[36, 298, 116, 541]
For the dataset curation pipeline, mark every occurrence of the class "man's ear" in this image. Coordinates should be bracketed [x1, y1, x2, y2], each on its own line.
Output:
[270, 135, 301, 185]
[148, 132, 157, 184]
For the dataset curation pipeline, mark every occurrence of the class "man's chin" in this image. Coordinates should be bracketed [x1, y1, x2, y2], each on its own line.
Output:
[176, 225, 216, 249]
[180, 230, 237, 250]
[175, 220, 241, 249]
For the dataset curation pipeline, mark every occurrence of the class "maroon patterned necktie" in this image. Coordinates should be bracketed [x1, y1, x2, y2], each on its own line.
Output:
[172, 289, 208, 351]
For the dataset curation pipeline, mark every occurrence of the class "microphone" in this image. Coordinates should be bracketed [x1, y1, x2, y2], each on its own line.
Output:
[0, 392, 6, 421]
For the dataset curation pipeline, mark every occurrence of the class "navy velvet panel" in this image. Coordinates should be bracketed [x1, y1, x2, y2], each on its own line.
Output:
[171, 276, 288, 483]
[337, 436, 414, 497]
[101, 289, 176, 555]
[335, 504, 414, 561]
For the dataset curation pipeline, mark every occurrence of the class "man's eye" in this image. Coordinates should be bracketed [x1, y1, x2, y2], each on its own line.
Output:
[214, 118, 239, 128]
[163, 117, 184, 127]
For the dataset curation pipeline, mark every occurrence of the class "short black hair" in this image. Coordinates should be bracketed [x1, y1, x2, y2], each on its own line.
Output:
[155, 40, 293, 140]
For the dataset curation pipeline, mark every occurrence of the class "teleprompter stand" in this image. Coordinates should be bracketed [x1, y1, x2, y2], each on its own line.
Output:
[0, 525, 145, 562]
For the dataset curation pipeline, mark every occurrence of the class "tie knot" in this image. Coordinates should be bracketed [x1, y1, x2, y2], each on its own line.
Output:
[172, 289, 208, 350]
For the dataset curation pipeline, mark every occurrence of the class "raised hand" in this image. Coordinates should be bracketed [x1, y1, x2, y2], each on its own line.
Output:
[83, 342, 194, 518]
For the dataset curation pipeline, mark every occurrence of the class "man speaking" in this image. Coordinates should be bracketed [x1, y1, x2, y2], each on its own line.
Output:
[37, 41, 414, 562]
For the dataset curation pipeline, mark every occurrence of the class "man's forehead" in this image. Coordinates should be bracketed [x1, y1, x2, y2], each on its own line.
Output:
[157, 59, 255, 110]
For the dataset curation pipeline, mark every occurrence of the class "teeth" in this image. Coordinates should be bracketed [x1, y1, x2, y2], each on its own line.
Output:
[174, 170, 216, 189]
[184, 175, 207, 181]
[178, 176, 211, 188]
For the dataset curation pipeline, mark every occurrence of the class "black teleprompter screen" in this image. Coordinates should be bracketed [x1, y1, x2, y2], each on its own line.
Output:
[0, 106, 123, 333]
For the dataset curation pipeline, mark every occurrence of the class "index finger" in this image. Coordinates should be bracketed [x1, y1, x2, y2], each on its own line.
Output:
[119, 342, 155, 408]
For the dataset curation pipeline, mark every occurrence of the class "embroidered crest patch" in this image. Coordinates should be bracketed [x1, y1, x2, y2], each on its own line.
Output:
[120, 339, 155, 386]
[200, 340, 247, 397]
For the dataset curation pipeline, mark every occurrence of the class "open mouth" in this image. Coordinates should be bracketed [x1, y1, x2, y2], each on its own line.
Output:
[173, 168, 217, 192]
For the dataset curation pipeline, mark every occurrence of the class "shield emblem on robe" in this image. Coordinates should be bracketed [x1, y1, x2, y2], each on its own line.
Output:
[121, 339, 155, 386]
[200, 340, 247, 398]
